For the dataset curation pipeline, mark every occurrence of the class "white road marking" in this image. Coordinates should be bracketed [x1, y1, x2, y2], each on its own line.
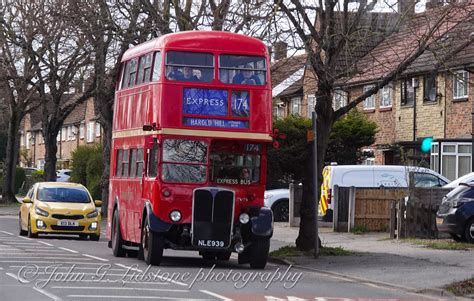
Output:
[9, 265, 124, 272]
[0, 260, 104, 265]
[0, 267, 3, 270]
[38, 241, 54, 246]
[114, 263, 187, 286]
[0, 230, 14, 235]
[3, 256, 91, 260]
[6, 272, 28, 284]
[33, 287, 61, 301]
[17, 236, 33, 241]
[82, 254, 109, 262]
[52, 286, 189, 292]
[67, 295, 209, 300]
[200, 290, 233, 301]
[58, 247, 78, 253]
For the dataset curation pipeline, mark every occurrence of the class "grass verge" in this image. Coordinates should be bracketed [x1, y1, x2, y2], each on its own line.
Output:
[403, 238, 474, 251]
[445, 277, 474, 296]
[270, 245, 352, 258]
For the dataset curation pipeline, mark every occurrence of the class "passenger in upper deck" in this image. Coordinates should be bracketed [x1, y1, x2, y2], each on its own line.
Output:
[232, 64, 261, 85]
[167, 66, 183, 81]
[182, 66, 200, 82]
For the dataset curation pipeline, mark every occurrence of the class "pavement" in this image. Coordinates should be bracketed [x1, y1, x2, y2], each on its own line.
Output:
[271, 221, 474, 299]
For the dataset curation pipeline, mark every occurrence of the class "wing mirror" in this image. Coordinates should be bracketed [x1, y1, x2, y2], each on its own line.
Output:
[94, 200, 102, 207]
[22, 197, 32, 204]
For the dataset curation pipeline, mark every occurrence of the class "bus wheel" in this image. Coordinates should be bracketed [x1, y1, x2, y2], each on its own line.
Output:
[216, 251, 231, 261]
[112, 210, 126, 257]
[141, 218, 164, 265]
[249, 237, 270, 269]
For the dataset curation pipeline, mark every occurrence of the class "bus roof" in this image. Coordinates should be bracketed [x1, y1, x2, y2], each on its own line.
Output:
[121, 31, 268, 62]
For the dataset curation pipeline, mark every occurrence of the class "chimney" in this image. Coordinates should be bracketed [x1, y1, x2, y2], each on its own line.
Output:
[274, 41, 288, 61]
[398, 0, 415, 17]
[426, 0, 444, 9]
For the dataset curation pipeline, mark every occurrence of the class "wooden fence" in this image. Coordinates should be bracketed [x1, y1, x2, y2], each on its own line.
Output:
[333, 186, 452, 238]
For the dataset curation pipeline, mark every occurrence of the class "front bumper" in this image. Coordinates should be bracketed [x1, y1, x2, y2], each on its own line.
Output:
[30, 212, 101, 235]
[436, 210, 464, 235]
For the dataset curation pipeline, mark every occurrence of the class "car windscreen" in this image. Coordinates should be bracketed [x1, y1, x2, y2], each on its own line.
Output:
[445, 184, 472, 199]
[37, 187, 91, 203]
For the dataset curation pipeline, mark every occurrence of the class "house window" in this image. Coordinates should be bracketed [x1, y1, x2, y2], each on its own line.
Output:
[87, 122, 94, 143]
[401, 78, 415, 106]
[307, 94, 316, 118]
[62, 127, 66, 141]
[333, 90, 347, 111]
[79, 123, 85, 139]
[67, 126, 73, 141]
[290, 97, 301, 115]
[26, 132, 30, 149]
[432, 142, 472, 181]
[453, 70, 468, 99]
[95, 123, 101, 137]
[380, 84, 393, 108]
[423, 73, 437, 102]
[363, 85, 375, 110]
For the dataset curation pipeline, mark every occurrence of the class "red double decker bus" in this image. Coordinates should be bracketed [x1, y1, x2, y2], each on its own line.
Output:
[106, 31, 274, 268]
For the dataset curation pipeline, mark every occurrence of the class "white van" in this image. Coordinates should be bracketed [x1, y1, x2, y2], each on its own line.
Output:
[319, 165, 450, 220]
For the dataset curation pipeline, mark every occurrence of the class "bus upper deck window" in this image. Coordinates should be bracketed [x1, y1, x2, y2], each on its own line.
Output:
[152, 52, 162, 81]
[165, 51, 214, 83]
[219, 55, 266, 86]
[137, 53, 153, 85]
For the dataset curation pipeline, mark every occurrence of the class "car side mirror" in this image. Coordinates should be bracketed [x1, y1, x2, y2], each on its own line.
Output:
[94, 200, 102, 207]
[22, 197, 32, 204]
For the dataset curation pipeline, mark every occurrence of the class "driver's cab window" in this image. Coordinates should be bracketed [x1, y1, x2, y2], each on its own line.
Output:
[147, 140, 159, 178]
[414, 172, 441, 187]
[165, 51, 214, 83]
[210, 152, 260, 185]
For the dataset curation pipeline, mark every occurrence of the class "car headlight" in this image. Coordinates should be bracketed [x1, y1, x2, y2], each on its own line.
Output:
[86, 209, 99, 218]
[35, 207, 49, 217]
[264, 194, 273, 199]
[452, 197, 474, 208]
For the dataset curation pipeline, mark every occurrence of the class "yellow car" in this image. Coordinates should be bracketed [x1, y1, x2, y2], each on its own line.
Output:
[19, 182, 102, 241]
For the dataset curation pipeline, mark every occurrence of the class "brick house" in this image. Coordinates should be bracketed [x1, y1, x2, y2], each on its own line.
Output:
[337, 1, 473, 180]
[20, 97, 102, 170]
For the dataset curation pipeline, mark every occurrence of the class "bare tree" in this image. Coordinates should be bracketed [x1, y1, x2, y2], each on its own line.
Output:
[0, 1, 41, 203]
[275, 0, 474, 250]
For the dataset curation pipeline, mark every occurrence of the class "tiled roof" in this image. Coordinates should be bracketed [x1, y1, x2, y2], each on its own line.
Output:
[403, 15, 474, 75]
[347, 4, 473, 85]
[271, 54, 307, 98]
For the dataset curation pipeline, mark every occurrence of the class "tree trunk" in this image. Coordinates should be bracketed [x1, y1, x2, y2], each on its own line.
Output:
[100, 120, 112, 217]
[1, 111, 21, 204]
[44, 131, 59, 181]
[296, 90, 334, 251]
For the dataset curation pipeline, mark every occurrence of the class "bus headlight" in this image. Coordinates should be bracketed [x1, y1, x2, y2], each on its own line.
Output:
[239, 213, 250, 224]
[170, 210, 182, 222]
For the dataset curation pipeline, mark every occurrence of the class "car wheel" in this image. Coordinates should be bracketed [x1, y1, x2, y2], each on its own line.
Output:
[249, 237, 270, 269]
[19, 215, 27, 236]
[111, 210, 126, 257]
[90, 234, 100, 241]
[464, 218, 474, 244]
[141, 217, 164, 265]
[27, 216, 37, 238]
[273, 199, 289, 222]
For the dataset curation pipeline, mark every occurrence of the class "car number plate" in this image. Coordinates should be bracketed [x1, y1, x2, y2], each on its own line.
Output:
[57, 220, 78, 226]
[436, 218, 443, 225]
[197, 239, 225, 248]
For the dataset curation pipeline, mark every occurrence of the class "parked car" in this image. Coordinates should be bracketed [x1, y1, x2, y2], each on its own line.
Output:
[264, 189, 289, 222]
[24, 167, 39, 177]
[443, 172, 474, 188]
[19, 182, 102, 240]
[437, 183, 474, 243]
[320, 165, 450, 221]
[56, 169, 72, 182]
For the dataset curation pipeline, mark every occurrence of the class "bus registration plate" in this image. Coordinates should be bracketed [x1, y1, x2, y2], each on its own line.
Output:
[197, 240, 225, 248]
[57, 220, 79, 226]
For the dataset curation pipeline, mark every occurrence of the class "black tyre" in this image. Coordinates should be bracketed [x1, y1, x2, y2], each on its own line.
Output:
[201, 252, 216, 261]
[141, 218, 164, 265]
[273, 200, 289, 222]
[19, 216, 27, 236]
[250, 237, 270, 269]
[90, 234, 100, 241]
[464, 218, 474, 244]
[79, 234, 88, 240]
[112, 210, 126, 257]
[216, 251, 231, 261]
[27, 216, 37, 238]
